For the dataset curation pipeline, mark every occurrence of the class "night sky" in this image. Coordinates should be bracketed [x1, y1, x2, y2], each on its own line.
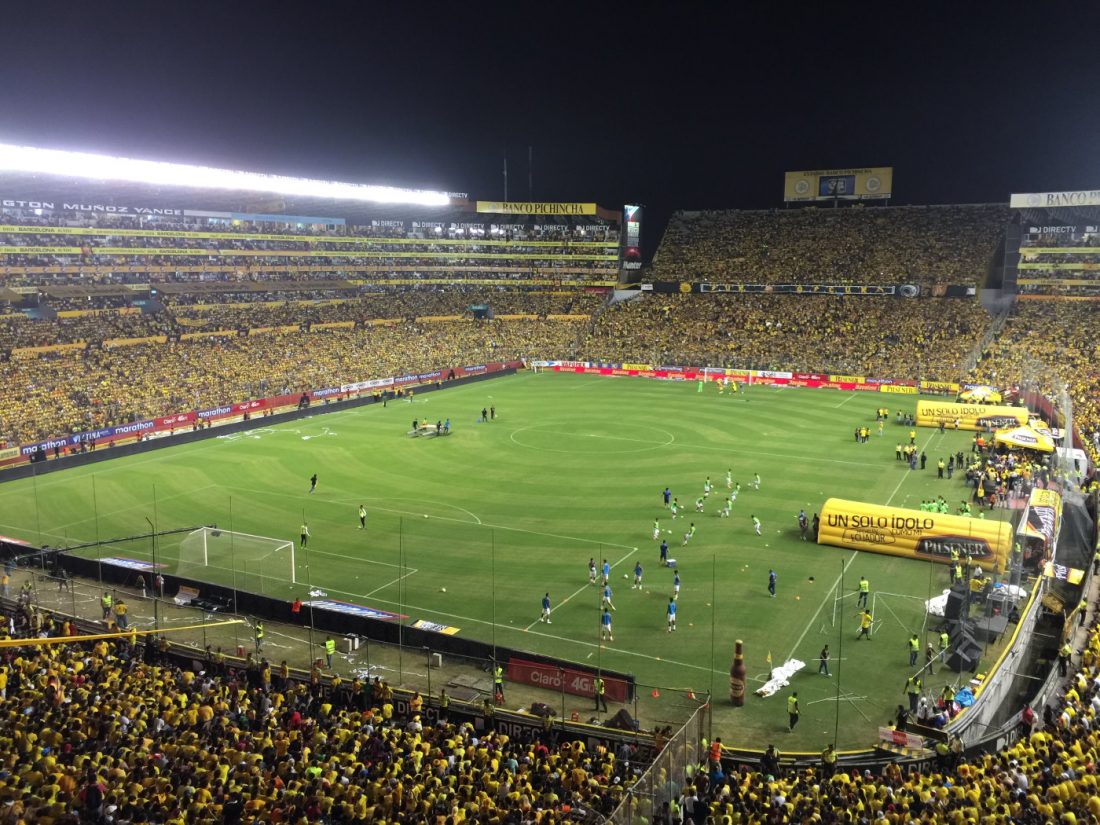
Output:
[0, 2, 1097, 247]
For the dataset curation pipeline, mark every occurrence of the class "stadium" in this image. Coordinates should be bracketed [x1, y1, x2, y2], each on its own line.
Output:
[0, 137, 1098, 823]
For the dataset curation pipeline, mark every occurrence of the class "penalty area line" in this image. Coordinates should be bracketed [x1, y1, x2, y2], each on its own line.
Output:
[524, 546, 639, 631]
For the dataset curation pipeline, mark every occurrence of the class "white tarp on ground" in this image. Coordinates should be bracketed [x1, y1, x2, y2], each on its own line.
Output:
[755, 659, 805, 697]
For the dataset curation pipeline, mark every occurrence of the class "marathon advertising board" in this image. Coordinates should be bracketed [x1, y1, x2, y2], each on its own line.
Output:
[915, 401, 1028, 432]
[818, 498, 1011, 571]
[507, 657, 631, 702]
[19, 419, 156, 457]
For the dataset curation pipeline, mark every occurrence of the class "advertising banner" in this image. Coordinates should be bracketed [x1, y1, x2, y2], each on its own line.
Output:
[785, 167, 893, 202]
[915, 401, 1029, 432]
[957, 386, 1002, 404]
[994, 425, 1055, 453]
[879, 384, 917, 394]
[411, 619, 460, 635]
[920, 380, 960, 393]
[1010, 190, 1100, 209]
[818, 498, 1011, 571]
[1020, 488, 1063, 551]
[475, 201, 597, 215]
[154, 412, 196, 429]
[506, 656, 630, 702]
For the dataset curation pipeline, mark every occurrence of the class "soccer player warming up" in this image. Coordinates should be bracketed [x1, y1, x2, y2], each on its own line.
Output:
[540, 592, 552, 623]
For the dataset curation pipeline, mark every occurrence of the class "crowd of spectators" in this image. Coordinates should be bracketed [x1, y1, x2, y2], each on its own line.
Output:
[0, 288, 603, 351]
[583, 294, 988, 380]
[0, 317, 584, 446]
[649, 205, 1009, 286]
[0, 212, 620, 290]
[0, 627, 630, 822]
[969, 301, 1100, 464]
[2, 577, 1100, 821]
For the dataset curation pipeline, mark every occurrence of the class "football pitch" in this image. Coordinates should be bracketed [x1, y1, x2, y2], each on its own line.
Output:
[0, 371, 1012, 749]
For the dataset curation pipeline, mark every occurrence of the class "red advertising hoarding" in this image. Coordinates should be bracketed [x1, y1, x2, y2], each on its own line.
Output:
[507, 657, 630, 702]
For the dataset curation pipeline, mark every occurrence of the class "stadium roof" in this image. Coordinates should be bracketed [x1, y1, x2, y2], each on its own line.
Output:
[0, 143, 471, 224]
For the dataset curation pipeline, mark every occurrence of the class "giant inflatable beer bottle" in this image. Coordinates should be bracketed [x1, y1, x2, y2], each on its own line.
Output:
[729, 640, 747, 706]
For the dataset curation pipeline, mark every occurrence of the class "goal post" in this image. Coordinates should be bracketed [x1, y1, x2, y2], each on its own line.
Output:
[177, 527, 297, 589]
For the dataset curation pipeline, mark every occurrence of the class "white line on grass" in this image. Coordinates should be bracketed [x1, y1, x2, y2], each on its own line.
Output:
[225, 485, 636, 550]
[785, 431, 940, 663]
[785, 550, 859, 662]
[524, 546, 639, 631]
[363, 568, 418, 598]
[833, 393, 858, 408]
[305, 548, 408, 571]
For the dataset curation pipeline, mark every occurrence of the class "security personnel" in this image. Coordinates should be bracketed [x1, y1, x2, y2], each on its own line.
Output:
[857, 576, 870, 608]
[821, 743, 837, 778]
[904, 675, 922, 713]
[594, 676, 607, 712]
[254, 621, 264, 652]
[325, 636, 336, 669]
[787, 691, 800, 731]
[857, 609, 874, 640]
[439, 688, 450, 721]
[101, 591, 113, 620]
[1060, 641, 1073, 677]
[494, 663, 505, 702]
[951, 561, 963, 584]
[939, 631, 950, 664]
[908, 634, 920, 666]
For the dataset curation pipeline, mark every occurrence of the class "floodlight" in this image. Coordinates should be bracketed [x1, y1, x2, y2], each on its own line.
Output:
[0, 144, 452, 206]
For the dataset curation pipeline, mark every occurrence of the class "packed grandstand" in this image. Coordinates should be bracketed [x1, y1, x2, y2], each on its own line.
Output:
[2, 156, 1100, 823]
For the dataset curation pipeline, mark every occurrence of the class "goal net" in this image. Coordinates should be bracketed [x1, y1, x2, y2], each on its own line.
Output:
[177, 527, 296, 595]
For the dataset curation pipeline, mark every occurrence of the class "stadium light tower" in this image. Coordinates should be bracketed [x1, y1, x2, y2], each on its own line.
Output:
[0, 143, 452, 206]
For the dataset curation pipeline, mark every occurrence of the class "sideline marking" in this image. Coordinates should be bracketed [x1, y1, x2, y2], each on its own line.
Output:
[833, 393, 858, 408]
[785, 432, 940, 661]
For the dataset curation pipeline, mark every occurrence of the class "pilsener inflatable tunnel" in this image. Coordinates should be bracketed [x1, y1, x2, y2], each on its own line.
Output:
[915, 400, 1028, 432]
[817, 498, 1011, 571]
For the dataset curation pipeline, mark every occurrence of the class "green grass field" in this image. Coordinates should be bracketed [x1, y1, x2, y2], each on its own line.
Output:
[0, 371, 1012, 749]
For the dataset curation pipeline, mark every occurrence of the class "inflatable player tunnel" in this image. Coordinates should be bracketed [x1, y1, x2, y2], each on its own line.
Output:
[915, 400, 1028, 432]
[817, 498, 1012, 572]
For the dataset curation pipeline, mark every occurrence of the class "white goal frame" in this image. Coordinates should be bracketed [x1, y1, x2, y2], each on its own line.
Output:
[181, 526, 297, 584]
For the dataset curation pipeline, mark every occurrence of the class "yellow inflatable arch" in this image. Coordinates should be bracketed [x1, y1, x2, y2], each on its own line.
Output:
[818, 498, 1011, 571]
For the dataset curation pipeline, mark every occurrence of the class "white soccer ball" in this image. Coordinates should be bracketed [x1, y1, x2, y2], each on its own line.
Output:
[424, 514, 429, 518]
[623, 573, 628, 579]
[440, 587, 447, 593]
